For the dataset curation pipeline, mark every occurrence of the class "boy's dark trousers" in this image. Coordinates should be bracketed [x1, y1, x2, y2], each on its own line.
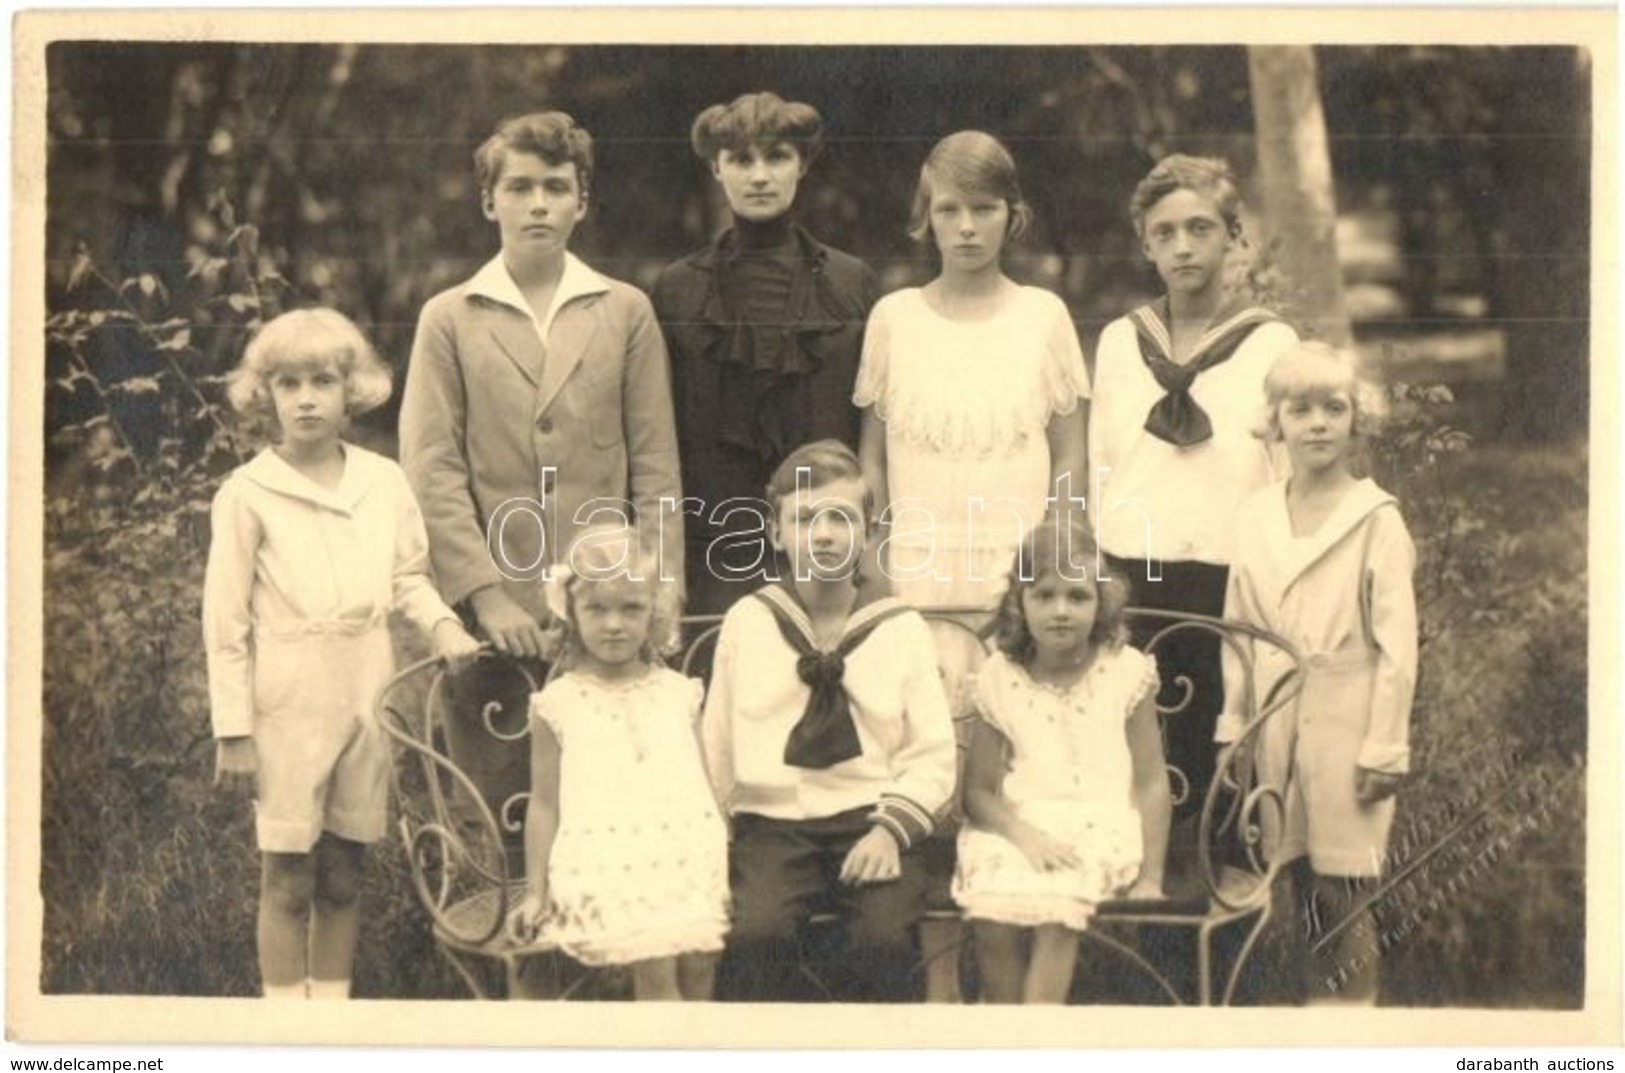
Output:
[717, 807, 928, 1003]
[438, 653, 547, 865]
[1107, 555, 1230, 886]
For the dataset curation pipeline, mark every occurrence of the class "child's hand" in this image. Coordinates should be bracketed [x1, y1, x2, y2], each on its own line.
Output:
[839, 827, 901, 886]
[432, 619, 484, 672]
[1013, 827, 1080, 873]
[213, 737, 257, 797]
[1125, 876, 1165, 900]
[1355, 767, 1405, 804]
[508, 890, 548, 944]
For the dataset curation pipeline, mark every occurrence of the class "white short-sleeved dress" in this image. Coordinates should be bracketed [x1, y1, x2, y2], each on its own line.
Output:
[854, 286, 1091, 613]
[532, 667, 730, 966]
[953, 646, 1159, 931]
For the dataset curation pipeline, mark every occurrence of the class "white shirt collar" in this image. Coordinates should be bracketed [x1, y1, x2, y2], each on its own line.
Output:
[465, 251, 610, 342]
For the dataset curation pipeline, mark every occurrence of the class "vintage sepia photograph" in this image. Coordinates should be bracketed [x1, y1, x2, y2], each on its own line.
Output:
[7, 5, 1618, 1049]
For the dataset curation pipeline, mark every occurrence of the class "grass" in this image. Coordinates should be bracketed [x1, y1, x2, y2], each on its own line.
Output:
[1378, 441, 1588, 1007]
[35, 432, 1588, 1005]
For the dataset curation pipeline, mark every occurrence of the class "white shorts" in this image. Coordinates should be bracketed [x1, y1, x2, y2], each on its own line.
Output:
[252, 626, 394, 854]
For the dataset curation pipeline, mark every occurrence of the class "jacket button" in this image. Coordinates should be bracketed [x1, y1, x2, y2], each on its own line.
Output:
[536, 417, 553, 434]
[541, 472, 556, 495]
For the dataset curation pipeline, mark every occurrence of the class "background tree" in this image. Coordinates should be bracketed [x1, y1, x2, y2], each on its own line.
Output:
[1248, 45, 1353, 345]
[36, 44, 1590, 1003]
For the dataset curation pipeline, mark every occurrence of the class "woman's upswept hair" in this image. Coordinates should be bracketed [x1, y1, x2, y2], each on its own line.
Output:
[225, 308, 392, 430]
[1255, 341, 1388, 444]
[691, 92, 825, 165]
[475, 111, 595, 199]
[545, 524, 680, 670]
[991, 510, 1130, 666]
[907, 130, 1033, 245]
[1128, 153, 1244, 240]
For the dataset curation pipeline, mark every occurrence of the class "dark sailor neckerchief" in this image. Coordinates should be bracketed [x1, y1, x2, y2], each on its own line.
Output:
[1131, 297, 1281, 448]
[753, 582, 912, 770]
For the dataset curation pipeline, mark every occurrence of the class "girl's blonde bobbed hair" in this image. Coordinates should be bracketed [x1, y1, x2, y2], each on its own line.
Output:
[1255, 340, 1388, 443]
[225, 308, 392, 431]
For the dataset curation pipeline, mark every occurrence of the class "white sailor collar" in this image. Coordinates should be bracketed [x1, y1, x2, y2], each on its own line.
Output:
[1263, 477, 1398, 595]
[238, 443, 390, 515]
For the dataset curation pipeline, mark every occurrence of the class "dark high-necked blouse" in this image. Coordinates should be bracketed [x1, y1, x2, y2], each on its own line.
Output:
[652, 220, 879, 614]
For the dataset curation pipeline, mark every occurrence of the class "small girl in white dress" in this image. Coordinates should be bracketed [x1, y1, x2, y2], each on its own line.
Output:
[855, 131, 1089, 610]
[510, 526, 729, 1000]
[953, 511, 1172, 1003]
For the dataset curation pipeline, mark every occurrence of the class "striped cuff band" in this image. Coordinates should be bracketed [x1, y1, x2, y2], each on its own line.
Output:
[870, 794, 934, 851]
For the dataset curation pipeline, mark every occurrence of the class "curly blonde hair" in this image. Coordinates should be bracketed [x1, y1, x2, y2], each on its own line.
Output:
[545, 524, 681, 670]
[991, 510, 1130, 667]
[225, 308, 392, 432]
[1255, 341, 1388, 444]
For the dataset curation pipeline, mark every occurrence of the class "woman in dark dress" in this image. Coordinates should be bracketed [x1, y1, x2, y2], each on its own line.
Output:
[652, 92, 879, 615]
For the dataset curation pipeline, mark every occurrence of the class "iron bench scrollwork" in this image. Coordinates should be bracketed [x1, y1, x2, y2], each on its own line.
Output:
[377, 607, 1302, 1004]
[1073, 608, 1306, 1006]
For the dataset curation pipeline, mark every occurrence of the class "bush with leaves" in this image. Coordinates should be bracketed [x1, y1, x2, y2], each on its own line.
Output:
[41, 205, 459, 997]
[1360, 355, 1586, 1007]
[38, 202, 1586, 1004]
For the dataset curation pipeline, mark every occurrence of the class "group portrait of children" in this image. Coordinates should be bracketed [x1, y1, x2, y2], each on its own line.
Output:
[203, 90, 1419, 1008]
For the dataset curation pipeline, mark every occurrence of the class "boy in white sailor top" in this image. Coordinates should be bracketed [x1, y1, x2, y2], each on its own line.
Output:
[1088, 155, 1300, 857]
[701, 440, 957, 1002]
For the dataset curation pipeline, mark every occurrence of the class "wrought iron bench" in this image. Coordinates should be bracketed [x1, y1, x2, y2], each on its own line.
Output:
[377, 607, 1302, 1004]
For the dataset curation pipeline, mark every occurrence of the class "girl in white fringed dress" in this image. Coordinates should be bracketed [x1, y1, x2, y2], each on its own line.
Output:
[854, 131, 1090, 700]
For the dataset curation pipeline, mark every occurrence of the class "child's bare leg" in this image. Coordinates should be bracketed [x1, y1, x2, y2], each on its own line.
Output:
[972, 921, 1026, 1004]
[308, 833, 365, 994]
[1307, 873, 1379, 1005]
[1023, 924, 1080, 1005]
[259, 852, 316, 992]
[630, 956, 683, 1001]
[677, 950, 719, 1001]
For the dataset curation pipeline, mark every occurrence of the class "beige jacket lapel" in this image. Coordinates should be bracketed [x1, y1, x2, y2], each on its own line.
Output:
[465, 257, 545, 388]
[535, 253, 610, 416]
[485, 314, 545, 388]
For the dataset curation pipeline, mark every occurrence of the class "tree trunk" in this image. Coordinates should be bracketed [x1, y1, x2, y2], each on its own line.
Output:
[1493, 48, 1589, 443]
[1248, 46, 1352, 346]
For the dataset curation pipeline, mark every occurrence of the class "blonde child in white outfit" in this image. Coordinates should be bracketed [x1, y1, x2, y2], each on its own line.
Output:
[1217, 342, 1418, 1005]
[954, 511, 1172, 1003]
[205, 309, 480, 999]
[509, 525, 729, 1000]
